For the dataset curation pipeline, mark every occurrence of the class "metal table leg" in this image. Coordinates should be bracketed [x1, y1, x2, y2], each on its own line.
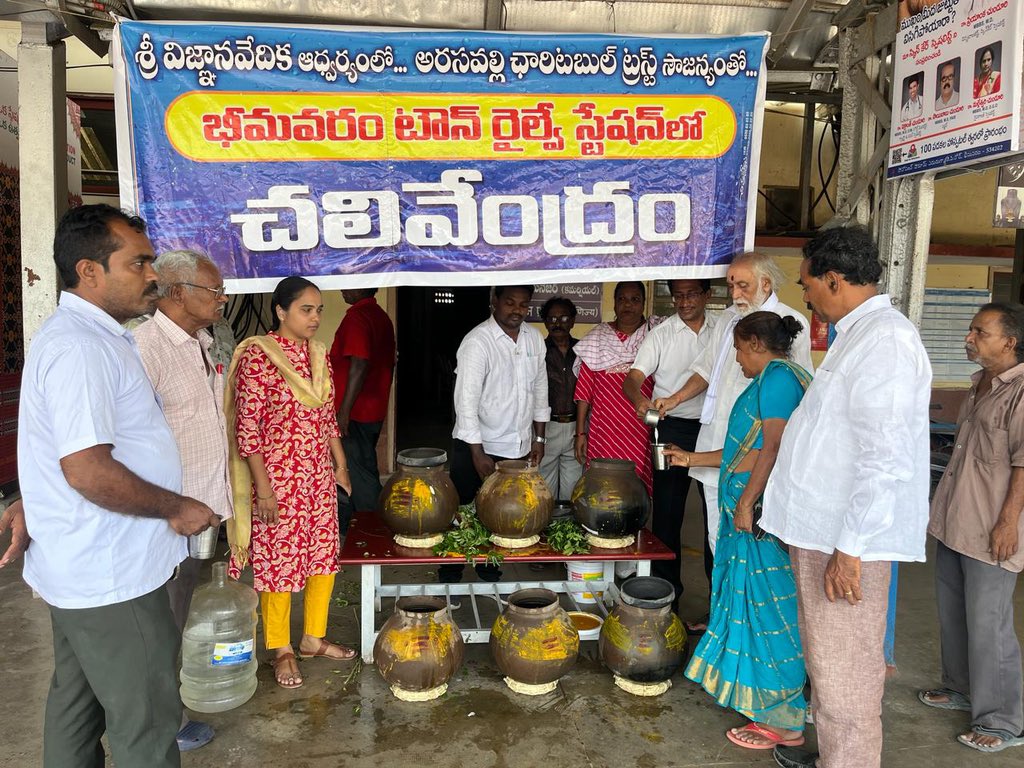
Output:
[360, 564, 377, 663]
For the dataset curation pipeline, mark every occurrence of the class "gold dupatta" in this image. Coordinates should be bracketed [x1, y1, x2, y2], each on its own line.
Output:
[225, 335, 331, 568]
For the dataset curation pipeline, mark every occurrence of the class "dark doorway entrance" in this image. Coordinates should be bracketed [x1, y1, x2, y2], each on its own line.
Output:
[395, 286, 491, 452]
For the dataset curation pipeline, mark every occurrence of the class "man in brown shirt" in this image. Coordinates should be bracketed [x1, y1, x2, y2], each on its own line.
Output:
[924, 302, 1024, 753]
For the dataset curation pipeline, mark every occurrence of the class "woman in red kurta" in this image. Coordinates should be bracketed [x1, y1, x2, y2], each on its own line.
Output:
[573, 281, 660, 495]
[227, 276, 353, 689]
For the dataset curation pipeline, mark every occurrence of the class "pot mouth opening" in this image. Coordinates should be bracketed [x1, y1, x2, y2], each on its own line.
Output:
[397, 448, 448, 467]
[589, 458, 636, 471]
[494, 459, 531, 473]
[620, 577, 674, 606]
[508, 588, 558, 611]
[396, 597, 447, 614]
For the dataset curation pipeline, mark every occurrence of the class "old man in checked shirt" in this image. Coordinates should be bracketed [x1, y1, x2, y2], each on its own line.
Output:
[134, 249, 234, 751]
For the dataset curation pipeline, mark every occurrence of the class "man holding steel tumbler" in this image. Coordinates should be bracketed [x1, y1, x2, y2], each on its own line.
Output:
[623, 279, 714, 616]
[18, 205, 218, 768]
[135, 248, 235, 752]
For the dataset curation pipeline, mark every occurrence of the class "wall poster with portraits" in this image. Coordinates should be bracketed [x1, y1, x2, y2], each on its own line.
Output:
[889, 0, 1023, 178]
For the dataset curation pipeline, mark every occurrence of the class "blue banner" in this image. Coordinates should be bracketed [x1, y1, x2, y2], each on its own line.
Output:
[113, 21, 767, 291]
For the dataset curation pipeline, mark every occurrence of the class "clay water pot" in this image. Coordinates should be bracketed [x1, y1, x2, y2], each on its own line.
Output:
[571, 458, 650, 539]
[475, 460, 554, 546]
[373, 596, 464, 701]
[379, 448, 459, 547]
[490, 588, 578, 694]
[599, 577, 685, 691]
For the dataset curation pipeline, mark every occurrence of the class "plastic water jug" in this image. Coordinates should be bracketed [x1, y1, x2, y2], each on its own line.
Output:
[180, 561, 259, 713]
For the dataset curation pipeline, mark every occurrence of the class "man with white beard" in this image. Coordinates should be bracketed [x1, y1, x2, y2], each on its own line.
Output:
[655, 252, 812, 629]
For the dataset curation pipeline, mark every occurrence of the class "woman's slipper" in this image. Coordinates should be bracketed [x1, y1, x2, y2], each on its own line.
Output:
[297, 638, 358, 661]
[726, 722, 805, 750]
[957, 726, 1024, 753]
[685, 614, 709, 635]
[918, 688, 971, 711]
[270, 651, 303, 689]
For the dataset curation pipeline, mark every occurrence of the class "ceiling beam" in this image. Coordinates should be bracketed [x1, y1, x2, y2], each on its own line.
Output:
[767, 0, 817, 67]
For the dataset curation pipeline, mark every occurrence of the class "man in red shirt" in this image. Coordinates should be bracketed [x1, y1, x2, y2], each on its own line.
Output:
[329, 288, 396, 532]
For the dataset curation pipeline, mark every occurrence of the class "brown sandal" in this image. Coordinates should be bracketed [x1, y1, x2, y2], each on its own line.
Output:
[297, 638, 358, 661]
[270, 651, 303, 689]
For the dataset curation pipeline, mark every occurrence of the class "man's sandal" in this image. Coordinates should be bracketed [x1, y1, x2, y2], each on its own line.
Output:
[918, 688, 970, 711]
[957, 726, 1024, 753]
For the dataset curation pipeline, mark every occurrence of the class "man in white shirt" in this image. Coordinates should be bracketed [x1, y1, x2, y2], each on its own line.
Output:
[440, 285, 550, 582]
[901, 77, 924, 121]
[654, 253, 812, 608]
[18, 205, 219, 768]
[765, 226, 932, 768]
[623, 279, 715, 610]
[134, 249, 233, 753]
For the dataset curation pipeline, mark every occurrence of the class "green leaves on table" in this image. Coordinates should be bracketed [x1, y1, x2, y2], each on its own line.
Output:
[433, 504, 504, 566]
[544, 517, 591, 555]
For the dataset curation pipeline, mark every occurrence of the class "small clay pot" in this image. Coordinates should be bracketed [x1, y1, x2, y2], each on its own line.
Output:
[490, 588, 578, 690]
[475, 460, 554, 544]
[379, 449, 459, 545]
[572, 458, 650, 538]
[373, 597, 464, 700]
[599, 577, 685, 685]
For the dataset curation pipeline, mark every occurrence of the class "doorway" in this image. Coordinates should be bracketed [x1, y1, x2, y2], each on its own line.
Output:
[394, 286, 491, 453]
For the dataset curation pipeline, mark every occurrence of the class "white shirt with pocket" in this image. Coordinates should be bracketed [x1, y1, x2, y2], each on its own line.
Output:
[761, 294, 932, 561]
[18, 292, 186, 609]
[452, 316, 550, 458]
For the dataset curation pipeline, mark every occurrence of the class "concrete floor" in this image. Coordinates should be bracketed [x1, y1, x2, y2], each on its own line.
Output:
[2, 501, 1022, 768]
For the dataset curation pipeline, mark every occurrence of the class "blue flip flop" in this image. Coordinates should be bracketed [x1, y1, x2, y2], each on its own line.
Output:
[957, 726, 1024, 753]
[918, 688, 971, 711]
[176, 719, 215, 752]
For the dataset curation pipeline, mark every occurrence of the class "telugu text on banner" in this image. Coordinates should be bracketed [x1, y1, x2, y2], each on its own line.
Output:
[112, 20, 768, 291]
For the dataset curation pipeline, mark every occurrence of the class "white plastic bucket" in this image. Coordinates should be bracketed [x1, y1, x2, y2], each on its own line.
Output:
[566, 561, 604, 604]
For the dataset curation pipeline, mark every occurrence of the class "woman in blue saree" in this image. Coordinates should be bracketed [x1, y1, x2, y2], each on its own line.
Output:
[664, 311, 812, 750]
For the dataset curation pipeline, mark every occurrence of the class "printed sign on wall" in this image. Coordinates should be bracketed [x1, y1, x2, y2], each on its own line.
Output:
[889, 0, 1023, 178]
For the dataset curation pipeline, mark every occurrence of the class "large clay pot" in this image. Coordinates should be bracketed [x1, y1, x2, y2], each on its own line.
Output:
[379, 448, 459, 547]
[373, 596, 464, 701]
[475, 460, 554, 547]
[490, 588, 579, 694]
[599, 577, 685, 696]
[571, 458, 650, 543]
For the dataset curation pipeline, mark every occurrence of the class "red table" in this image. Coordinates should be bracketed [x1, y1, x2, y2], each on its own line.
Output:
[340, 514, 674, 661]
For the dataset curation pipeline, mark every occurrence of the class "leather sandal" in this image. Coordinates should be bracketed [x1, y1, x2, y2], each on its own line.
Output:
[297, 638, 358, 661]
[270, 651, 303, 688]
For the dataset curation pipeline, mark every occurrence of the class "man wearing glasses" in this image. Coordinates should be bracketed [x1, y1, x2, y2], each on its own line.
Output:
[623, 279, 714, 615]
[935, 61, 959, 111]
[134, 249, 233, 753]
[537, 296, 582, 504]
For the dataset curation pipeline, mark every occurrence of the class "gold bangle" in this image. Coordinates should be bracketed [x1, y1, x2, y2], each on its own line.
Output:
[337, 466, 349, 472]
[256, 492, 274, 500]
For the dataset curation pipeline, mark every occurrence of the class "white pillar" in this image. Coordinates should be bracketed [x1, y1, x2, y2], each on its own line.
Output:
[19, 23, 67, 349]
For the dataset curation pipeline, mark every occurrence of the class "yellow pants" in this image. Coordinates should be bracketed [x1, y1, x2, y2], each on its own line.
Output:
[259, 573, 335, 650]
